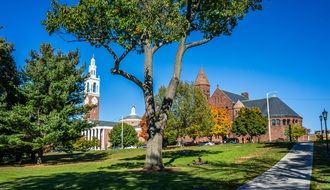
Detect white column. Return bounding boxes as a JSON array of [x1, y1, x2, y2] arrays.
[[87, 129, 90, 140]]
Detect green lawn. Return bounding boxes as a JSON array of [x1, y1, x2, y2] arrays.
[[0, 143, 293, 190], [311, 142, 330, 190]]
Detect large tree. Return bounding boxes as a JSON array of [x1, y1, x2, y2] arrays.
[[44, 0, 262, 170], [232, 107, 267, 142], [8, 44, 92, 163], [0, 37, 22, 162]]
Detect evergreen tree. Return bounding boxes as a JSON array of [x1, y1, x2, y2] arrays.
[[8, 44, 92, 163], [0, 38, 22, 162], [109, 123, 138, 148], [232, 107, 267, 142]]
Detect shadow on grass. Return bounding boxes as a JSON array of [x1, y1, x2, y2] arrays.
[[121, 149, 222, 167], [42, 151, 109, 165], [310, 142, 330, 189], [0, 169, 244, 190], [261, 142, 295, 150]]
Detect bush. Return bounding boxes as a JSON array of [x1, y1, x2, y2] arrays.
[[73, 137, 100, 152]]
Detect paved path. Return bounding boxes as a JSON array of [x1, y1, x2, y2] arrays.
[[237, 142, 314, 190]]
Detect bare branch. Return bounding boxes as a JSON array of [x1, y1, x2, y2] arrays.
[[103, 44, 118, 63], [111, 68, 144, 90], [185, 38, 212, 49]]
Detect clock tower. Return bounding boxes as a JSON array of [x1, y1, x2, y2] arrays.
[[85, 55, 100, 121]]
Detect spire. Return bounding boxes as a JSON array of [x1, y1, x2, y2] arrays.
[[130, 105, 136, 116], [195, 67, 210, 86], [90, 54, 96, 66]]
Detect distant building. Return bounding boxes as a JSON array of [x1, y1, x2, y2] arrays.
[[82, 57, 142, 149], [195, 68, 303, 142], [120, 106, 142, 134]]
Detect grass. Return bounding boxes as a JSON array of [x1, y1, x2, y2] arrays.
[[311, 142, 330, 190], [0, 143, 293, 190]]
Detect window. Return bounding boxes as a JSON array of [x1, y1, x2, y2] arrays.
[[93, 83, 96, 93], [287, 119, 291, 125], [283, 119, 286, 126], [87, 82, 90, 92], [272, 119, 276, 126], [276, 119, 280, 126]]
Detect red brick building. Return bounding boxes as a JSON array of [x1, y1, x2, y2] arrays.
[[195, 68, 303, 142]]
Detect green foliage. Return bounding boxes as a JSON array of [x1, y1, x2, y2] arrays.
[[0, 38, 22, 161], [3, 44, 93, 160], [284, 124, 307, 141], [156, 82, 214, 142], [232, 107, 267, 140], [73, 137, 100, 152], [44, 0, 186, 50], [109, 123, 138, 148]]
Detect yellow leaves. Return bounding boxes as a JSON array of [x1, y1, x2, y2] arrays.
[[210, 105, 232, 137]]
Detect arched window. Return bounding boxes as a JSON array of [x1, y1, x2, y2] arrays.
[[287, 119, 291, 125], [87, 82, 90, 92], [276, 119, 280, 126], [272, 119, 276, 126], [93, 83, 96, 93], [283, 119, 286, 126]]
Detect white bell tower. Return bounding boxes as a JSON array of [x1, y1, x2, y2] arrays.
[[85, 55, 100, 120]]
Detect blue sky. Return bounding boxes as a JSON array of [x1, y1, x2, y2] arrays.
[[1, 0, 330, 133]]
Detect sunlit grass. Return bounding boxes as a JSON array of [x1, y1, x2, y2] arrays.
[[0, 143, 293, 190]]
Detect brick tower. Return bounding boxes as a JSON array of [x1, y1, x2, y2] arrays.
[[84, 55, 100, 121], [195, 67, 210, 99]]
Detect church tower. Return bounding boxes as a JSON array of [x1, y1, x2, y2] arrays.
[[84, 55, 100, 121], [195, 68, 210, 99]]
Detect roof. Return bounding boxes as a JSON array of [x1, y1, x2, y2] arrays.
[[223, 90, 248, 102], [96, 120, 118, 126], [242, 97, 302, 118], [122, 115, 141, 120], [195, 68, 210, 86]]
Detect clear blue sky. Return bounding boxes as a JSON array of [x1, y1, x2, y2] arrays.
[[1, 1, 330, 133]]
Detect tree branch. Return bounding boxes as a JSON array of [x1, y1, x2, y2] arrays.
[[185, 38, 212, 49], [111, 68, 144, 90], [103, 44, 118, 63]]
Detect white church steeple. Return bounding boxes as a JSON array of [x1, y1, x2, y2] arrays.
[[85, 55, 100, 97]]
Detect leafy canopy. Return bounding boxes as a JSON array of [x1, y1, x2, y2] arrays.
[[232, 107, 267, 139], [109, 123, 138, 147]]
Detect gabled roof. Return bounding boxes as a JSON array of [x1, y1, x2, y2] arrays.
[[195, 68, 210, 86], [223, 90, 248, 103], [242, 97, 301, 118]]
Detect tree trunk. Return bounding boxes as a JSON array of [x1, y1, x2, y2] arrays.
[[37, 149, 43, 164], [144, 132, 164, 170]]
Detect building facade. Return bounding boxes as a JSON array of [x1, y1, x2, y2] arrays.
[[195, 68, 303, 142]]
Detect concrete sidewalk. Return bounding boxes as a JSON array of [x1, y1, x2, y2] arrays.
[[237, 142, 314, 190]]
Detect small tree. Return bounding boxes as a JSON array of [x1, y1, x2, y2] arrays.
[[109, 123, 138, 148], [139, 114, 148, 142], [284, 124, 307, 142], [156, 82, 214, 144], [232, 107, 267, 142], [210, 106, 232, 140]]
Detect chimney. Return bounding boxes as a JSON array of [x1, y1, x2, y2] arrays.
[[241, 92, 249, 100]]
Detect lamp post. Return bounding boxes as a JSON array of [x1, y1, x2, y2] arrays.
[[121, 116, 124, 149], [322, 109, 329, 155], [266, 91, 277, 142], [320, 115, 324, 141]]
